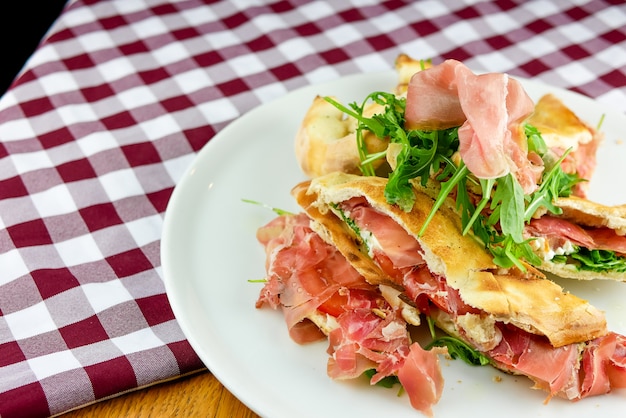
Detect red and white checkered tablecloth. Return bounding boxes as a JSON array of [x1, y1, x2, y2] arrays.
[[0, 0, 624, 416]]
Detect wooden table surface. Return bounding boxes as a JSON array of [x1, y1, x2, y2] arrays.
[[60, 370, 259, 418]]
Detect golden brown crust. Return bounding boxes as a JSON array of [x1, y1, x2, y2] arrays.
[[553, 196, 626, 235], [527, 93, 594, 151], [294, 96, 389, 178], [297, 172, 608, 347], [537, 261, 626, 282], [294, 53, 433, 179], [393, 53, 432, 95]]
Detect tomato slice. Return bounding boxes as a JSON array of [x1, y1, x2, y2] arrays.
[[318, 291, 349, 317]]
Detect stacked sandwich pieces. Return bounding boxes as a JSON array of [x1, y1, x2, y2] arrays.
[[254, 55, 626, 416]]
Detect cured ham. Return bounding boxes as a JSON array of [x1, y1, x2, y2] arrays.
[[397, 343, 446, 416], [255, 212, 445, 416], [526, 216, 626, 256], [347, 197, 425, 269], [404, 59, 541, 193], [256, 213, 374, 341], [488, 326, 626, 401], [579, 332, 626, 397], [404, 59, 465, 130]]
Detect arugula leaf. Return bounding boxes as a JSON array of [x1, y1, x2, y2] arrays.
[[492, 174, 525, 243], [324, 90, 585, 270], [555, 247, 626, 273], [324, 92, 406, 176], [525, 124, 548, 155], [331, 203, 361, 237], [425, 336, 491, 366], [489, 235, 542, 270], [386, 128, 460, 212], [418, 160, 468, 236], [242, 199, 293, 216], [523, 150, 583, 221], [362, 369, 401, 388], [425, 317, 490, 366], [596, 113, 606, 131], [462, 178, 494, 237]]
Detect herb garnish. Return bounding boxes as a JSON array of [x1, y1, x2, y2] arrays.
[[324, 92, 407, 178], [363, 369, 401, 388], [242, 198, 294, 216], [331, 203, 361, 237], [554, 247, 626, 273], [425, 317, 491, 366], [323, 91, 583, 270]]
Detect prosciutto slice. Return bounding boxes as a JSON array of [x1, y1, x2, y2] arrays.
[[526, 216, 626, 256], [404, 59, 465, 130], [256, 213, 445, 416], [405, 59, 541, 193], [256, 213, 371, 342], [348, 197, 425, 268], [398, 343, 446, 416]]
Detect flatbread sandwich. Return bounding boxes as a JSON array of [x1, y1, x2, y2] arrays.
[[526, 196, 626, 281], [255, 172, 626, 415]]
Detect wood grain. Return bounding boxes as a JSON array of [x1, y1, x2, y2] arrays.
[[59, 371, 260, 418]]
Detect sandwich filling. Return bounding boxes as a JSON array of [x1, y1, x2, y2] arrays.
[[526, 215, 626, 276]]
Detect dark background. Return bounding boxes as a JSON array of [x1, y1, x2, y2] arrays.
[[1, 1, 69, 95]]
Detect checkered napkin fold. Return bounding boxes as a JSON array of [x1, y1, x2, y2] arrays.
[[0, 2, 220, 416], [0, 76, 204, 414]]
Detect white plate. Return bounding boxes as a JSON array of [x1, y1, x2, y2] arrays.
[[161, 71, 626, 418]]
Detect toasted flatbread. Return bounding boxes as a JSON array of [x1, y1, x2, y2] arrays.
[[293, 172, 607, 348], [394, 53, 432, 95], [294, 53, 432, 178], [527, 94, 594, 150], [528, 94, 603, 196], [552, 196, 626, 235]]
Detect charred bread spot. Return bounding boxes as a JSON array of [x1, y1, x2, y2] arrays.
[[346, 252, 361, 263]]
